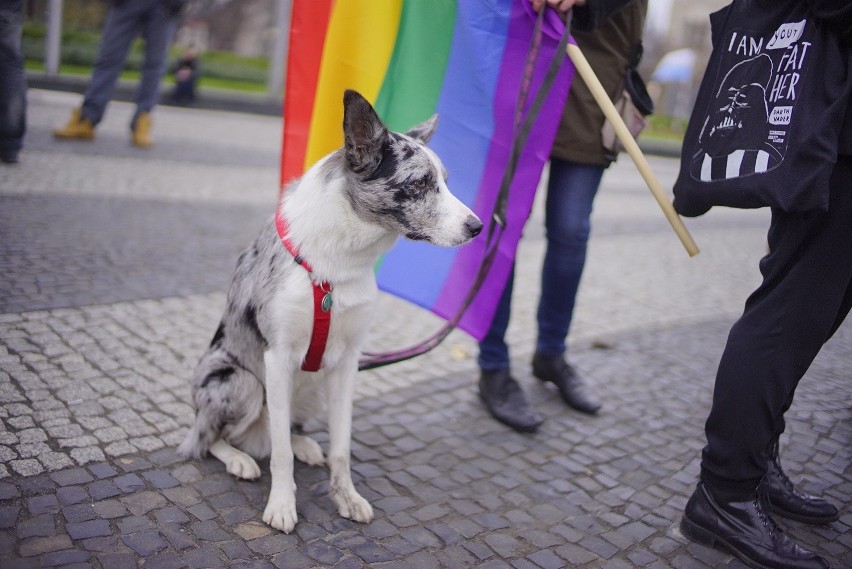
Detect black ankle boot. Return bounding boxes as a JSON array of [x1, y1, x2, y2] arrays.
[[681, 483, 828, 569], [531, 353, 601, 414], [478, 369, 542, 433], [760, 442, 839, 524]]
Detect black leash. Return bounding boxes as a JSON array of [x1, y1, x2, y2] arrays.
[[359, 9, 571, 371]]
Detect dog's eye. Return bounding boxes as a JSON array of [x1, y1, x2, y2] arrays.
[[409, 178, 430, 195]]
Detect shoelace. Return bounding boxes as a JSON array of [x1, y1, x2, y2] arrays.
[[770, 457, 797, 492], [753, 497, 779, 538]]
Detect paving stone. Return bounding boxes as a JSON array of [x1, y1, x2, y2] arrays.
[[117, 515, 155, 534], [66, 520, 112, 540], [40, 549, 90, 567], [185, 546, 224, 568], [0, 529, 14, 556], [56, 486, 89, 506], [0, 505, 19, 530], [19, 534, 73, 557], [121, 530, 167, 557], [87, 479, 120, 501], [234, 521, 272, 541], [113, 473, 145, 493], [79, 535, 126, 553], [27, 494, 59, 516], [49, 468, 94, 487], [140, 551, 187, 569], [162, 486, 202, 507], [191, 520, 232, 542], [17, 513, 55, 539], [138, 468, 180, 491], [62, 503, 96, 523], [220, 539, 255, 561], [302, 540, 344, 565], [186, 502, 218, 521], [121, 490, 167, 516], [96, 551, 137, 569], [161, 525, 197, 551], [87, 463, 118, 479], [245, 532, 297, 555], [231, 560, 277, 569], [0, 482, 18, 500]]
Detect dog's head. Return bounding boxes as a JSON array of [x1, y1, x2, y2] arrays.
[[339, 90, 482, 247]]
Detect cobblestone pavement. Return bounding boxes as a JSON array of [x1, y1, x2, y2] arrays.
[[0, 90, 849, 568]]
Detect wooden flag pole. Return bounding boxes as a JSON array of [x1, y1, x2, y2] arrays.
[[566, 43, 700, 257]]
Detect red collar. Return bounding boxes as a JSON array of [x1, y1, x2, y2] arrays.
[[275, 210, 333, 372]]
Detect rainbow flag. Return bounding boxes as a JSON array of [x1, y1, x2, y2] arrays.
[[281, 0, 574, 340]]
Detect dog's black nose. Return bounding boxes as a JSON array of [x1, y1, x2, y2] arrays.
[[465, 215, 483, 237]]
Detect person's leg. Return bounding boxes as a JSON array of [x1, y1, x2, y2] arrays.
[[682, 157, 852, 569], [477, 266, 514, 372], [477, 266, 543, 432], [535, 157, 604, 357], [80, 2, 148, 125], [0, 0, 25, 162], [531, 157, 604, 414], [701, 158, 852, 493], [133, 1, 178, 125]]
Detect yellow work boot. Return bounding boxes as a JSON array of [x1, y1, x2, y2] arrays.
[[53, 108, 95, 140], [131, 112, 153, 148]]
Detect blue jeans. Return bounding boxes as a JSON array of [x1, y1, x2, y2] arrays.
[[0, 0, 25, 157], [478, 157, 605, 371], [81, 0, 178, 127]]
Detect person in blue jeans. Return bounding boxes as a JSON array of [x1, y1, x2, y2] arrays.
[[0, 0, 26, 164], [478, 0, 647, 432], [53, 0, 186, 148]]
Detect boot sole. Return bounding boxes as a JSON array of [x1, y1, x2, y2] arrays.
[[680, 515, 774, 569]]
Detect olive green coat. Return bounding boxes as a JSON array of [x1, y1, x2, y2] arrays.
[[550, 0, 648, 166]]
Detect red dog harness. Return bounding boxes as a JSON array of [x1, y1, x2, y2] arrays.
[[274, 211, 333, 372]]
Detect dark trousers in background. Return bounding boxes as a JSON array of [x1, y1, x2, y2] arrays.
[[0, 0, 25, 159], [700, 156, 852, 494]]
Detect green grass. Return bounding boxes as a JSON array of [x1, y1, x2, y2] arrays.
[[641, 114, 688, 143], [25, 60, 269, 93], [23, 22, 271, 93]]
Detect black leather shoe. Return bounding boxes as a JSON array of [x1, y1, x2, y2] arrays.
[[680, 482, 829, 569], [478, 369, 543, 433], [531, 354, 601, 414], [761, 450, 839, 524]]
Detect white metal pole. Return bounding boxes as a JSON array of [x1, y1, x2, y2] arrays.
[[45, 0, 63, 76], [267, 0, 291, 94]]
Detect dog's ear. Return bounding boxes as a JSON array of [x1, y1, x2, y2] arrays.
[[405, 114, 438, 144], [343, 90, 388, 174]]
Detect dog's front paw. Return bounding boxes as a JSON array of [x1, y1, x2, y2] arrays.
[[334, 490, 374, 524], [225, 453, 262, 480], [263, 496, 298, 533]]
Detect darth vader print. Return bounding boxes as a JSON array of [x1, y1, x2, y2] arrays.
[[689, 19, 811, 183]]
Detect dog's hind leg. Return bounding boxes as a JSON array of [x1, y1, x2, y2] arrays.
[[209, 439, 262, 479], [325, 354, 374, 524], [292, 434, 324, 466]]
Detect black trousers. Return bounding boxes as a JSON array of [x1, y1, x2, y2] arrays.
[[700, 156, 852, 494]]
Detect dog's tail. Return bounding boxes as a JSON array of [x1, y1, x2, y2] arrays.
[[177, 409, 221, 459]]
